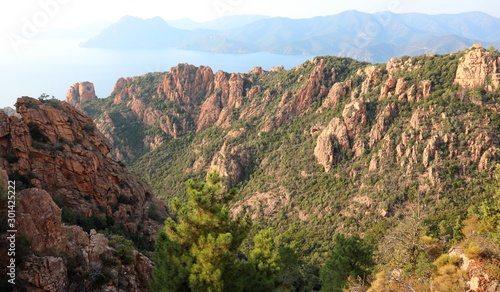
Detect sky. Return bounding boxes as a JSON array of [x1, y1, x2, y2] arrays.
[[1, 0, 499, 35], [1, 0, 498, 50]]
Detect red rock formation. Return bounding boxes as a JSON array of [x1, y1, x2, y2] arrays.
[[209, 142, 251, 188], [0, 97, 166, 239], [0, 97, 167, 291], [342, 99, 367, 141], [322, 82, 348, 108], [65, 81, 97, 110], [290, 58, 330, 115], [314, 117, 350, 173], [454, 44, 500, 91], [369, 103, 398, 147], [379, 75, 397, 99]]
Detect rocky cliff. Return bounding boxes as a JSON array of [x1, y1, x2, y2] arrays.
[[77, 45, 500, 265], [454, 44, 500, 91], [65, 82, 98, 111], [0, 97, 167, 291], [3, 44, 498, 290]]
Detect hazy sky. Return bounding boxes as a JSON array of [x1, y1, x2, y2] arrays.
[[1, 0, 498, 49], [1, 0, 499, 32]]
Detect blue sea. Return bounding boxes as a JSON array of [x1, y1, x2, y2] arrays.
[[0, 39, 315, 108]]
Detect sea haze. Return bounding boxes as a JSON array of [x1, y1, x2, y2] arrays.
[[0, 39, 314, 108]]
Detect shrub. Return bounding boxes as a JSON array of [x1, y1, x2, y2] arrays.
[[2, 152, 18, 163], [89, 263, 114, 288], [109, 235, 135, 265], [117, 195, 135, 205], [83, 123, 96, 135], [27, 122, 49, 143]]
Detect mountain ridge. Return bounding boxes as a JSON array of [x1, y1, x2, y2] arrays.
[[81, 11, 500, 62], [1, 45, 499, 290], [75, 44, 500, 223]]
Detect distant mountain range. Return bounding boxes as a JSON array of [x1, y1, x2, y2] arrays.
[[81, 11, 500, 62]]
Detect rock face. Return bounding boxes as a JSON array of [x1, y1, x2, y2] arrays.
[[369, 103, 397, 147], [0, 97, 167, 291], [65, 81, 98, 108], [321, 82, 349, 108], [18, 188, 65, 253], [454, 44, 500, 91], [14, 187, 154, 291], [101, 65, 252, 157], [19, 256, 69, 292], [1, 97, 166, 234], [290, 58, 330, 114], [314, 117, 350, 172], [342, 99, 367, 141], [209, 142, 251, 189], [72, 49, 500, 225]]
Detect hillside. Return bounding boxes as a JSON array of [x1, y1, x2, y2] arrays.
[[1, 44, 499, 290], [0, 97, 168, 290], [81, 11, 500, 62], [72, 43, 500, 267]]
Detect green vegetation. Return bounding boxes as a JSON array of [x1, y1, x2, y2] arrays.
[[320, 234, 374, 292], [27, 121, 49, 143], [8, 170, 36, 190], [76, 48, 500, 290], [151, 172, 252, 291], [108, 234, 135, 265]]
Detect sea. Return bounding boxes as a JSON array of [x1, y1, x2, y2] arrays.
[[0, 39, 315, 108]]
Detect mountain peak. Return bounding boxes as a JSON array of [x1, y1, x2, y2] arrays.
[[82, 11, 500, 61]]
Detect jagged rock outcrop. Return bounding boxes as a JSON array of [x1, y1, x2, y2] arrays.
[[342, 99, 367, 141], [104, 65, 251, 140], [314, 117, 350, 172], [160, 64, 215, 105], [0, 97, 167, 291], [19, 256, 69, 291], [454, 44, 500, 91], [0, 97, 167, 240], [65, 81, 97, 109], [369, 103, 397, 147], [209, 142, 251, 189], [419, 80, 432, 99], [422, 135, 442, 167], [360, 65, 382, 94], [197, 93, 223, 132], [379, 75, 397, 99], [290, 58, 331, 115], [14, 187, 154, 291], [386, 57, 421, 75], [321, 82, 349, 108], [196, 71, 246, 131]]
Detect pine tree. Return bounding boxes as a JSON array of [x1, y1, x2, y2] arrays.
[[320, 233, 374, 292], [245, 228, 281, 292], [151, 172, 251, 292]]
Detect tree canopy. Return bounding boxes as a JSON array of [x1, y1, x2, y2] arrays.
[[151, 172, 251, 292], [320, 233, 374, 292]]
